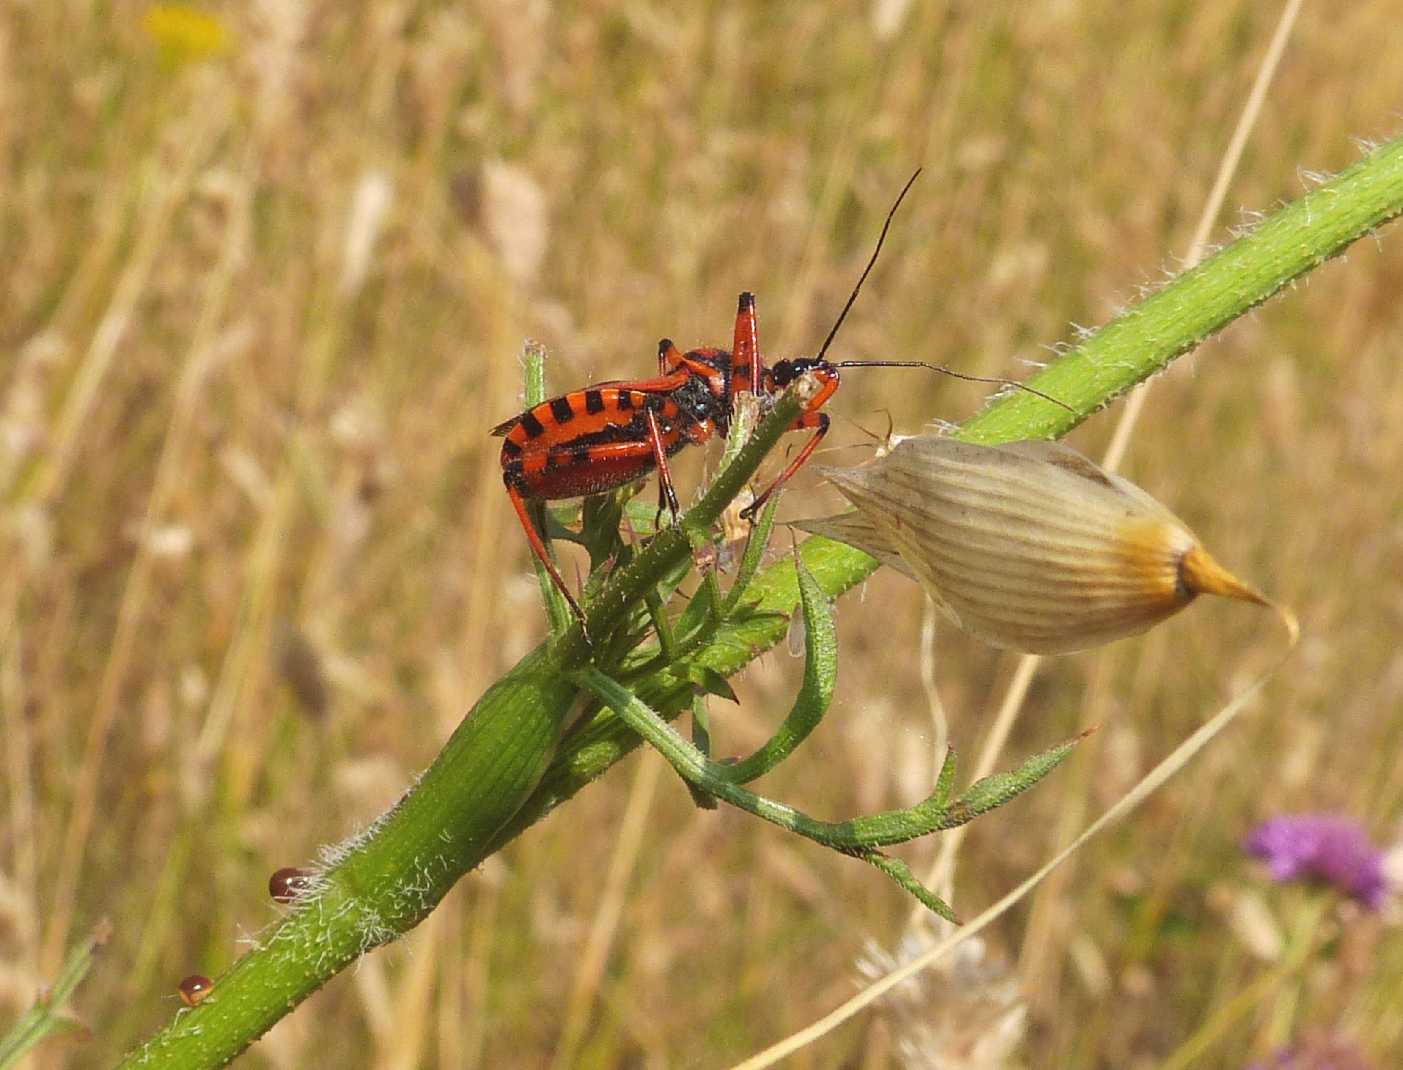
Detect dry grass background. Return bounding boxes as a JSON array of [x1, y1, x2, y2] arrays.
[[3, 2, 1403, 1067]]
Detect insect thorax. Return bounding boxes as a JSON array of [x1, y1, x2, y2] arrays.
[[667, 373, 727, 435]]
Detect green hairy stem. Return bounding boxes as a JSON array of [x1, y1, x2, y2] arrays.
[[120, 133, 1403, 1068]]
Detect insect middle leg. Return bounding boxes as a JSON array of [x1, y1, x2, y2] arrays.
[[646, 408, 682, 532]]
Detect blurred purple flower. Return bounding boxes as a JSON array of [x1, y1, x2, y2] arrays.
[[1244, 814, 1388, 909], [1247, 1031, 1376, 1070]]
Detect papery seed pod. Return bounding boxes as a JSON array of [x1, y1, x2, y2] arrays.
[[178, 974, 213, 1006], [268, 866, 316, 904], [799, 436, 1284, 654]]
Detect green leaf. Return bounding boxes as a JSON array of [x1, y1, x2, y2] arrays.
[[620, 497, 665, 535], [861, 853, 958, 923], [686, 694, 719, 810], [932, 747, 958, 809], [642, 588, 678, 663], [690, 692, 713, 756], [572, 667, 956, 916], [523, 341, 548, 408], [653, 544, 697, 603], [722, 494, 779, 615], [581, 489, 635, 573], [517, 344, 573, 637], [688, 665, 739, 704], [718, 551, 837, 783], [945, 732, 1088, 825], [675, 571, 721, 643], [541, 506, 586, 544]]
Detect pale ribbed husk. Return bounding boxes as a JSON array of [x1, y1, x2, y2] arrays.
[[800, 437, 1270, 655]]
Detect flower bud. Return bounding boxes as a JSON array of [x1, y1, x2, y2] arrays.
[[799, 437, 1288, 654]]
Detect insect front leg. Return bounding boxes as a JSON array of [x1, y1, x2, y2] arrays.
[[741, 412, 830, 520], [741, 371, 839, 519]]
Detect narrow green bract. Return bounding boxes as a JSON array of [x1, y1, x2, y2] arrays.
[[718, 551, 837, 784]]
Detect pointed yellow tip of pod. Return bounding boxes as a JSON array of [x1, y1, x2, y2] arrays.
[[1178, 545, 1267, 605], [1179, 545, 1300, 645]]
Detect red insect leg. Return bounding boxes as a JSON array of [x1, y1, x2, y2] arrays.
[[660, 339, 727, 399], [507, 431, 686, 623], [585, 369, 692, 395], [741, 371, 839, 519], [731, 292, 761, 397], [645, 407, 681, 528], [507, 482, 585, 623], [658, 340, 696, 380]]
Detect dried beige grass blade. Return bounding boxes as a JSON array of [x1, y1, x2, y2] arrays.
[[806, 437, 1293, 653]]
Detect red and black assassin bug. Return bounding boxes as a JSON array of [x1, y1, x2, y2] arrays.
[[493, 172, 1068, 624]]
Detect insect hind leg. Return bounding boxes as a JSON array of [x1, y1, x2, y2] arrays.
[[645, 408, 682, 532], [505, 478, 586, 625]]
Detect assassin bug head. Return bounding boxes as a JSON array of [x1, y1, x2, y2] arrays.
[[767, 355, 829, 389], [734, 173, 926, 414]]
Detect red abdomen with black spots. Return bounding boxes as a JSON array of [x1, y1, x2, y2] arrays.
[[496, 385, 694, 500]]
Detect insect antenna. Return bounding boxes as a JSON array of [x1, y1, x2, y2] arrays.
[[831, 359, 1075, 414], [814, 168, 1075, 415], [814, 168, 922, 364]]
